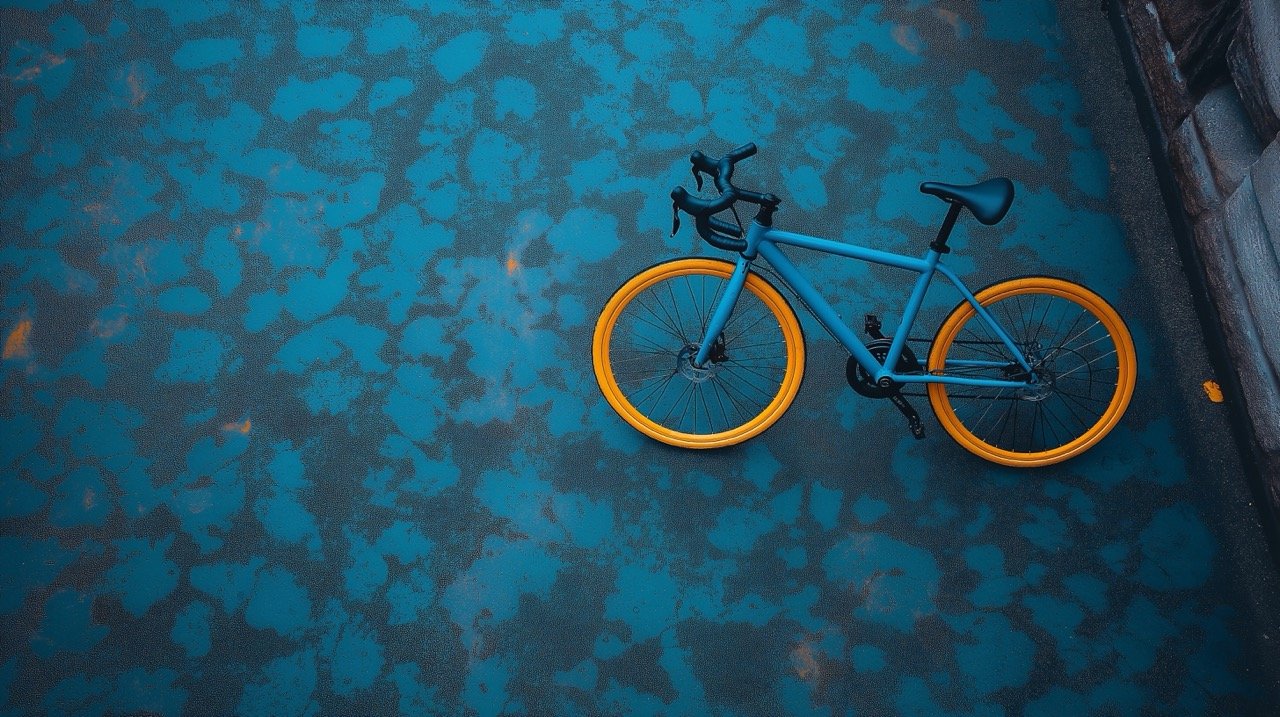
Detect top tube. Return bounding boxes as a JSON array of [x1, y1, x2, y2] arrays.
[[755, 226, 933, 274]]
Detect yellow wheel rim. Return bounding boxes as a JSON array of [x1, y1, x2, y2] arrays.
[[592, 258, 805, 449], [927, 277, 1137, 467]]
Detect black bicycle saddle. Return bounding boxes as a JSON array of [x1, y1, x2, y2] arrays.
[[919, 178, 1014, 225]]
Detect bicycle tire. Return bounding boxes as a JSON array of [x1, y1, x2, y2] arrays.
[[927, 276, 1137, 467], [593, 258, 805, 449]]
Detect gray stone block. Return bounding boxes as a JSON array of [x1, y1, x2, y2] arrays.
[[1170, 0, 1242, 96], [1223, 177, 1280, 424], [1125, 0, 1194, 131], [1167, 115, 1221, 217], [1228, 0, 1280, 142], [1151, 0, 1221, 50], [1192, 84, 1264, 196], [1193, 213, 1244, 339], [1250, 137, 1280, 249], [1195, 212, 1241, 320], [1194, 209, 1280, 457]]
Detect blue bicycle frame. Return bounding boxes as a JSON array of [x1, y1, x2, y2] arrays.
[[693, 219, 1037, 390]]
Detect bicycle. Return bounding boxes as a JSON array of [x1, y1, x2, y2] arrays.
[[591, 144, 1136, 467]]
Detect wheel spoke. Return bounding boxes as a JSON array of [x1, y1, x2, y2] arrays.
[[637, 290, 688, 343], [1051, 348, 1118, 381], [630, 370, 679, 411], [629, 304, 688, 345]]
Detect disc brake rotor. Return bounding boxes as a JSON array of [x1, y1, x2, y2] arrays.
[[677, 344, 719, 382]]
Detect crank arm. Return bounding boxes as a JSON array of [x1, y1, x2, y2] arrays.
[[889, 392, 925, 440]]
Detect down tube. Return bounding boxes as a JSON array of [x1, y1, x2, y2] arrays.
[[754, 242, 882, 370]]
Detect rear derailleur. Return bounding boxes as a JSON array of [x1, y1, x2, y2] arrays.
[[846, 314, 925, 439]]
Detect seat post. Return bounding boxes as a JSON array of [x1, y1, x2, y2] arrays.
[[930, 202, 964, 254]]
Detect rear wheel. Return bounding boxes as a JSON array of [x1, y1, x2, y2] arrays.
[[927, 276, 1136, 467], [592, 258, 805, 448]]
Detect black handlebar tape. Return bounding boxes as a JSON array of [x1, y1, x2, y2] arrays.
[[690, 150, 717, 174], [671, 186, 736, 215], [736, 189, 780, 207], [726, 143, 757, 161], [698, 154, 734, 194], [691, 143, 756, 174], [716, 144, 755, 190], [690, 144, 757, 192], [695, 215, 748, 252], [708, 216, 743, 237]]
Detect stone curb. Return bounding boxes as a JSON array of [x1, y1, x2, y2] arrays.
[[1109, 0, 1280, 565]]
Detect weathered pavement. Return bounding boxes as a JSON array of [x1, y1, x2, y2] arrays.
[[2, 1, 1278, 714]]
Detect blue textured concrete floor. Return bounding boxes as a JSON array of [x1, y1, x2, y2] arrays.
[[2, 1, 1279, 715]]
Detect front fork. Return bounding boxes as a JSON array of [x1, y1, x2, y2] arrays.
[[692, 256, 752, 368]]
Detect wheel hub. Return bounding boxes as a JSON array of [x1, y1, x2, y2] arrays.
[[677, 344, 720, 382], [1017, 342, 1057, 401]]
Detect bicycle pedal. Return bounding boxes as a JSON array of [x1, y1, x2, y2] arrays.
[[864, 314, 885, 340]]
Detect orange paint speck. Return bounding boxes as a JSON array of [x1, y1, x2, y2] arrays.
[[936, 8, 963, 29], [127, 64, 147, 106], [83, 202, 121, 227], [506, 252, 520, 276], [1202, 380, 1224, 403], [892, 25, 922, 54], [222, 419, 252, 434], [14, 53, 65, 82], [91, 312, 129, 339], [3, 319, 32, 360], [790, 644, 820, 681]]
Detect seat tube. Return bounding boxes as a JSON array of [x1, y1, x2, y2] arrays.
[[883, 251, 939, 375], [694, 256, 751, 367]]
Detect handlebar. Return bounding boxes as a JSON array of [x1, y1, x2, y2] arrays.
[[671, 143, 780, 252]]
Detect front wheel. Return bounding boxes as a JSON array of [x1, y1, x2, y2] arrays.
[[927, 276, 1137, 467], [592, 258, 805, 449]]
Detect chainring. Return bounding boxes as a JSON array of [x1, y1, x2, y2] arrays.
[[847, 338, 921, 398]]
